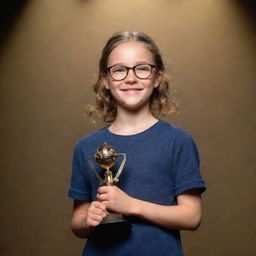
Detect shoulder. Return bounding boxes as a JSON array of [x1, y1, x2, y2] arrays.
[[158, 120, 193, 142], [157, 121, 199, 154]]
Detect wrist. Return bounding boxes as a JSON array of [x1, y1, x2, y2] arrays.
[[127, 197, 142, 217]]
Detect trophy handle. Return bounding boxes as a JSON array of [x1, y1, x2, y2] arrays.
[[113, 153, 126, 183], [88, 157, 104, 185]]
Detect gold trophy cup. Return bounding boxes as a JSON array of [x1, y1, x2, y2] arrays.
[[88, 143, 127, 224]]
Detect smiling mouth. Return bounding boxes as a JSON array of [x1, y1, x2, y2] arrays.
[[120, 88, 143, 91], [120, 88, 143, 95]]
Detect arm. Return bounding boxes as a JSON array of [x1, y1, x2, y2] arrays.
[[97, 186, 202, 230], [71, 200, 107, 238]]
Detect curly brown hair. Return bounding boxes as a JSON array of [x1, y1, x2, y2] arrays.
[[88, 31, 178, 123]]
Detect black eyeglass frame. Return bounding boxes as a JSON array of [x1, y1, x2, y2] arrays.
[[106, 64, 156, 81]]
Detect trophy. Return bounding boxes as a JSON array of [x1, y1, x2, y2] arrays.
[[88, 143, 127, 224]]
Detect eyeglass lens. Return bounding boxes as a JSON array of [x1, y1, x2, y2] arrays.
[[109, 64, 153, 80]]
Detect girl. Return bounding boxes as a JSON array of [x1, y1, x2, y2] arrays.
[[68, 31, 206, 255]]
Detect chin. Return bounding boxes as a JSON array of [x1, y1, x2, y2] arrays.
[[119, 100, 149, 111]]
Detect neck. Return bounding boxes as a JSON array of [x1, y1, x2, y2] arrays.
[[109, 105, 158, 135]]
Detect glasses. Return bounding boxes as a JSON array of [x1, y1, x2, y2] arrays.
[[106, 64, 156, 81]]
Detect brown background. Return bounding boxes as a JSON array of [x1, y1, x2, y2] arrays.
[[0, 0, 255, 255]]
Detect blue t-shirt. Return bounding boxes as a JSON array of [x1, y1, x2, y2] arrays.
[[68, 120, 206, 256]]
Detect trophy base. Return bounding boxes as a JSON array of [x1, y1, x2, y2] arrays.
[[101, 213, 126, 224], [91, 214, 131, 246]]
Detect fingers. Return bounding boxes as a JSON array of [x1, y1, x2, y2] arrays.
[[97, 186, 110, 201], [91, 201, 106, 210], [98, 186, 109, 194], [96, 192, 108, 201], [97, 186, 115, 203], [96, 186, 130, 215], [85, 201, 107, 228], [98, 185, 119, 195]]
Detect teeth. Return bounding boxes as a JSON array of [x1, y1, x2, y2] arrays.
[[122, 89, 141, 91]]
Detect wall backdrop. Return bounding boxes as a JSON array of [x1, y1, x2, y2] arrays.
[[0, 0, 255, 255]]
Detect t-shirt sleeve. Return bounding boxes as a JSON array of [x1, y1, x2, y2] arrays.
[[172, 132, 206, 196], [68, 142, 92, 201]]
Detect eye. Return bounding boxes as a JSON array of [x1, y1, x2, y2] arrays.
[[136, 65, 151, 71], [111, 66, 126, 73]]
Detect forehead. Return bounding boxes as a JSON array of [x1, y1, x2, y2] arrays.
[[107, 41, 154, 66]]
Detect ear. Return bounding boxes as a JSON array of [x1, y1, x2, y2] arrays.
[[153, 71, 163, 88], [102, 75, 110, 89]]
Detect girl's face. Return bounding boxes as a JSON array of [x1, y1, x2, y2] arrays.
[[103, 41, 162, 112]]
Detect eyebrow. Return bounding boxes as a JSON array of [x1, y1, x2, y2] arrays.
[[108, 61, 153, 67]]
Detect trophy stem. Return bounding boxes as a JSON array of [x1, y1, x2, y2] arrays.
[[104, 168, 114, 186]]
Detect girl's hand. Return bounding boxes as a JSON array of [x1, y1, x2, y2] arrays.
[[97, 186, 134, 215], [85, 201, 107, 228]]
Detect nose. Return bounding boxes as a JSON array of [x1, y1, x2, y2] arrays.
[[125, 68, 137, 83]]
